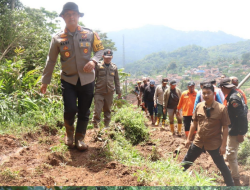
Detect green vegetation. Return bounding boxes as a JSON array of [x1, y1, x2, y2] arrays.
[[238, 125, 250, 166], [103, 104, 215, 186], [124, 41, 250, 77], [113, 106, 149, 145], [0, 168, 20, 182]]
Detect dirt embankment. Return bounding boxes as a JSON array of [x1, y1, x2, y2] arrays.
[[0, 94, 249, 186], [0, 128, 138, 186]]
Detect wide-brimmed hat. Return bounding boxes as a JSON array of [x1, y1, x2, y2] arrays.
[[59, 2, 84, 17], [219, 78, 235, 88]]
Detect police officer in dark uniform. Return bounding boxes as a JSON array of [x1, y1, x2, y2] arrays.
[[219, 78, 248, 186], [40, 2, 104, 151]]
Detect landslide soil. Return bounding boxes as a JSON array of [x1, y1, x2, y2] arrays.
[[0, 94, 249, 186]]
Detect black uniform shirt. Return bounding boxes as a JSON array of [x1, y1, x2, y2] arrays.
[[144, 86, 156, 103], [226, 89, 248, 136], [140, 83, 148, 102]]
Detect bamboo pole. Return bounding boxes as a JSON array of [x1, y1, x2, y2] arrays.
[[237, 72, 250, 88]]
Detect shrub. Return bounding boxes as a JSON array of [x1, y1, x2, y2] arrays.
[[113, 106, 149, 145]]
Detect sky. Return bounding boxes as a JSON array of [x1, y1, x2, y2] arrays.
[[20, 0, 250, 39]]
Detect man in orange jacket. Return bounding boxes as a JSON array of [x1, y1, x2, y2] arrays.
[[177, 81, 197, 138]]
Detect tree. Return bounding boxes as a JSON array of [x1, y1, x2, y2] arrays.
[[168, 61, 177, 70], [0, 1, 60, 70], [95, 30, 117, 51]]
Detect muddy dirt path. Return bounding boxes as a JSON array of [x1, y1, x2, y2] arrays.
[[0, 93, 249, 186], [0, 129, 138, 186]]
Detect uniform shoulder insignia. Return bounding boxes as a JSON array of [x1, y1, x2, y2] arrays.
[[231, 100, 239, 108], [54, 30, 64, 37], [82, 27, 93, 32], [97, 62, 104, 69], [237, 93, 242, 98], [111, 62, 117, 69], [231, 93, 241, 102]]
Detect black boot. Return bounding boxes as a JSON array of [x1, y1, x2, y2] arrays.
[[75, 120, 89, 151]]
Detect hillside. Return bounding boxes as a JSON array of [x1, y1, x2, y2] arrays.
[[107, 25, 246, 67], [124, 40, 250, 76]]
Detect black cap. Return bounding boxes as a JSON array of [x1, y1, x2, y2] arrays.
[[209, 79, 216, 84], [103, 49, 113, 58], [170, 79, 177, 85], [188, 81, 195, 86], [219, 78, 235, 88], [59, 2, 84, 17], [162, 78, 168, 83], [150, 80, 155, 85], [200, 81, 205, 85]]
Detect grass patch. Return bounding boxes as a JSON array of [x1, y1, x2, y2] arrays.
[[0, 168, 20, 182], [50, 143, 68, 154], [238, 125, 250, 166], [107, 131, 215, 186], [113, 105, 149, 145], [38, 136, 53, 145]]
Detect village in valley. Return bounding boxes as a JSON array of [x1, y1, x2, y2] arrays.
[[127, 62, 250, 101]]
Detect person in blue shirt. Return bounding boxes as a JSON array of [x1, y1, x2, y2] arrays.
[[193, 80, 222, 113]]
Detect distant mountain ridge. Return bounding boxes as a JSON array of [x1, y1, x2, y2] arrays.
[[107, 25, 246, 67]]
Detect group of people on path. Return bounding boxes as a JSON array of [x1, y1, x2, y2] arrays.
[[40, 2, 121, 151], [39, 2, 248, 186], [135, 75, 248, 186]]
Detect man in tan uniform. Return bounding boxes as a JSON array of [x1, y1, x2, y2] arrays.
[[40, 2, 104, 151], [92, 49, 121, 128], [154, 78, 168, 126], [182, 83, 234, 186]]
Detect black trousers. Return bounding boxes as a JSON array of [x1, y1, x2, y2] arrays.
[[61, 79, 94, 122], [182, 143, 234, 186], [183, 116, 192, 132]]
